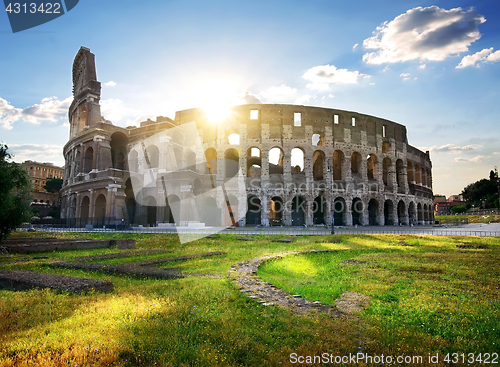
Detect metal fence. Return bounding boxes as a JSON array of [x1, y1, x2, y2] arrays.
[[19, 222, 500, 237]]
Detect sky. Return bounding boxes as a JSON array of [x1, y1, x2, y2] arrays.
[[1, 0, 499, 197]]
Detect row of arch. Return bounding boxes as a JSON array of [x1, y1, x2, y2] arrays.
[[125, 143, 431, 188], [246, 195, 433, 226]]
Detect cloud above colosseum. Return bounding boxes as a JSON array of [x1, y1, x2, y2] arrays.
[[362, 6, 485, 64], [0, 96, 71, 130], [456, 47, 500, 68], [302, 65, 370, 90], [260, 84, 297, 103], [430, 144, 483, 153], [238, 91, 262, 104]]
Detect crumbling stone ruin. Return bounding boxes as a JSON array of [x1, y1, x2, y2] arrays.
[[61, 47, 434, 229]]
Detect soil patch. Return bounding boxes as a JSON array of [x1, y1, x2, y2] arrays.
[[335, 291, 370, 314], [0, 270, 113, 292], [456, 243, 489, 249]]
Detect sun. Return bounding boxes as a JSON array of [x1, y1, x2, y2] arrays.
[[204, 103, 233, 124]]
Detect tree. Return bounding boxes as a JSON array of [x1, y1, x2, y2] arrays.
[[0, 145, 33, 241], [461, 169, 500, 209], [44, 178, 63, 193]]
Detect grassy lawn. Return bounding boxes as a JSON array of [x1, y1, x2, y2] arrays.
[[0, 232, 499, 366]]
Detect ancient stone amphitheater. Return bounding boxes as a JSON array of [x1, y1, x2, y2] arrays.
[[61, 47, 434, 228]]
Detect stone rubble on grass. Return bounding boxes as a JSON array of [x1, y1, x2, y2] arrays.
[[228, 249, 370, 317]]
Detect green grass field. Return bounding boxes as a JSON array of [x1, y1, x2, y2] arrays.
[[0, 232, 499, 366]]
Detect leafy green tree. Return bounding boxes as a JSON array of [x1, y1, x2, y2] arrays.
[[0, 145, 33, 241], [44, 178, 63, 193], [461, 170, 499, 209]]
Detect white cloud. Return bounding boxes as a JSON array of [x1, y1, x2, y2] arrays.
[[400, 73, 411, 80], [0, 96, 71, 130], [353, 43, 359, 50], [419, 64, 426, 69], [104, 81, 117, 87], [430, 144, 483, 153], [456, 47, 500, 68], [238, 91, 262, 104], [100, 98, 143, 126], [363, 6, 485, 64], [454, 155, 488, 163], [295, 94, 314, 105], [7, 143, 65, 166], [260, 84, 297, 103], [303, 64, 370, 90]]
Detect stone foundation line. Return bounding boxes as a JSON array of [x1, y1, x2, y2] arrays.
[[228, 249, 370, 316]]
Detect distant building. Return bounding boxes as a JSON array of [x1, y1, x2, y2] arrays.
[[20, 160, 65, 206], [433, 194, 466, 216]]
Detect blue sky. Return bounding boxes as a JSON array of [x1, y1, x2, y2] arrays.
[[1, 0, 499, 196]]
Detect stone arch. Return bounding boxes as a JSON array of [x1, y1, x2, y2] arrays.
[[83, 147, 93, 173], [205, 148, 217, 175], [398, 200, 406, 225], [125, 178, 136, 224], [333, 150, 344, 181], [224, 148, 239, 178], [269, 147, 284, 174], [270, 196, 283, 226], [247, 147, 261, 177], [351, 152, 362, 177], [396, 159, 405, 188], [291, 196, 305, 226], [246, 195, 261, 226], [95, 194, 106, 222], [415, 164, 421, 185], [421, 167, 426, 187], [313, 150, 325, 181], [333, 197, 346, 226], [423, 204, 428, 222], [81, 196, 90, 224], [383, 157, 391, 186], [407, 162, 414, 183], [313, 195, 326, 224], [352, 198, 363, 225], [145, 145, 159, 169], [110, 132, 128, 170], [384, 199, 394, 225], [367, 154, 378, 180], [129, 150, 138, 172], [145, 196, 157, 227], [291, 147, 304, 173], [368, 198, 379, 225], [417, 202, 423, 224], [165, 195, 180, 224]]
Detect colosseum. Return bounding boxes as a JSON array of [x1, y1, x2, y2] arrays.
[[60, 47, 434, 228]]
